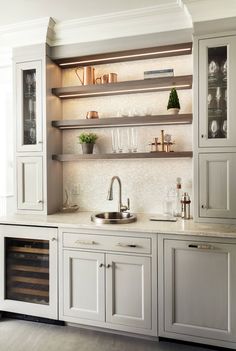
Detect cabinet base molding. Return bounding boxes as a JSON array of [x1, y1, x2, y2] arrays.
[[66, 322, 158, 341], [60, 314, 157, 337], [159, 333, 236, 350]]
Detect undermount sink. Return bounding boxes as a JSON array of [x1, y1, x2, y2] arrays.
[[91, 212, 137, 224]]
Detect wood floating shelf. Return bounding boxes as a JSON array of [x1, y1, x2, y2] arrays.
[[54, 42, 192, 68], [52, 75, 192, 99], [52, 152, 193, 162], [52, 114, 193, 130]]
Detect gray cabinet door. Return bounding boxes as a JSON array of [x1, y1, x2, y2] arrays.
[[163, 238, 236, 342], [17, 156, 43, 211], [199, 153, 236, 219], [106, 254, 151, 329], [63, 250, 105, 322]]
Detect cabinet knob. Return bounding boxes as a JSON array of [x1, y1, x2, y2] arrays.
[[38, 141, 43, 144], [106, 264, 111, 269], [201, 204, 206, 209], [99, 263, 104, 268], [51, 237, 57, 242], [37, 200, 43, 204], [201, 134, 205, 139]]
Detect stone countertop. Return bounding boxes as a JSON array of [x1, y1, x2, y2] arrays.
[[0, 212, 236, 238]]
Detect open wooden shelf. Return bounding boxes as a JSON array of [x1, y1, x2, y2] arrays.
[[53, 42, 192, 68], [52, 114, 192, 130], [52, 151, 193, 162], [52, 75, 192, 99]]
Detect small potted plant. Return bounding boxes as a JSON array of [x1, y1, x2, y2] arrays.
[[167, 88, 180, 114], [78, 132, 98, 154]]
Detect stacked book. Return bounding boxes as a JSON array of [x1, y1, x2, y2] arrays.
[[144, 68, 174, 79]]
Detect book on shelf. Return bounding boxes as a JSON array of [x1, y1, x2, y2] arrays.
[[144, 69, 174, 79]]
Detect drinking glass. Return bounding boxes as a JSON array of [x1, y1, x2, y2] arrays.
[[209, 120, 219, 138], [127, 128, 138, 153], [222, 120, 227, 138], [117, 128, 124, 153], [111, 129, 117, 153], [131, 127, 138, 152], [25, 73, 33, 95]]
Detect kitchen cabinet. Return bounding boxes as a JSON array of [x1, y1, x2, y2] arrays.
[[60, 229, 157, 336], [199, 35, 236, 148], [16, 60, 43, 153], [199, 153, 236, 219], [159, 236, 236, 344], [0, 224, 58, 320], [194, 32, 236, 223], [17, 156, 43, 211], [13, 44, 62, 214]]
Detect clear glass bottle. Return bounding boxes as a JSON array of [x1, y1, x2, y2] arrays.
[[174, 177, 182, 217]]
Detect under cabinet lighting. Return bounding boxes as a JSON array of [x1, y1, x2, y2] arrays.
[[58, 84, 191, 98], [59, 48, 192, 67]]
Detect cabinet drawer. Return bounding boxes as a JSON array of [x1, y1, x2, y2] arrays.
[[63, 232, 151, 254]]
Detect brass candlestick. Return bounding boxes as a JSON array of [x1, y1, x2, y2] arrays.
[[149, 130, 174, 153]]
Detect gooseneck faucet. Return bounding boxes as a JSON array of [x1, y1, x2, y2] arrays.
[[107, 176, 130, 213]]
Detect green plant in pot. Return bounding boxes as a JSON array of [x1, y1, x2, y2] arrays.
[[167, 88, 180, 114], [78, 132, 98, 154]]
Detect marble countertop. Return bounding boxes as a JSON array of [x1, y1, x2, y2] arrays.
[[0, 212, 236, 238]]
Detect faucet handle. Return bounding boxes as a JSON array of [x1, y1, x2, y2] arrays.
[[121, 198, 130, 212]]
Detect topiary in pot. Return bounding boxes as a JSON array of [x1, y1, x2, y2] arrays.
[[167, 88, 180, 114], [78, 132, 98, 154]]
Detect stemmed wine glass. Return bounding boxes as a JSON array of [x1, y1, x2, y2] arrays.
[[25, 73, 33, 96], [221, 120, 227, 138], [209, 120, 219, 138]]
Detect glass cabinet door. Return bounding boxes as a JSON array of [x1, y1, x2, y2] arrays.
[[199, 36, 236, 147], [16, 61, 42, 152]]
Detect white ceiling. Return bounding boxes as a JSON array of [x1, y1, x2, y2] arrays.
[[0, 0, 173, 26]]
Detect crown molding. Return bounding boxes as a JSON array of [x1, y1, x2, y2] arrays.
[[0, 17, 55, 48], [52, 3, 192, 46], [0, 47, 12, 66], [182, 0, 236, 22]]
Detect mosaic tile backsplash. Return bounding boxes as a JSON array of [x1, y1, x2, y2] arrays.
[[62, 54, 193, 214]]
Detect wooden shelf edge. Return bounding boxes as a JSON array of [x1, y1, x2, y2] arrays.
[[52, 151, 193, 162], [52, 114, 193, 130], [52, 75, 192, 99], [53, 42, 192, 68]]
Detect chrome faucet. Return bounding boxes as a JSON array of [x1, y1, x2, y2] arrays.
[[107, 176, 130, 213]]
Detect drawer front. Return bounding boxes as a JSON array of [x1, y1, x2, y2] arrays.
[[63, 232, 151, 254]]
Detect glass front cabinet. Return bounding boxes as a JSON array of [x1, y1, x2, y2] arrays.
[[0, 225, 58, 319], [199, 35, 236, 147], [16, 60, 43, 152]]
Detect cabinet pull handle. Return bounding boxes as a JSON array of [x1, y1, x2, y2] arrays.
[[75, 240, 95, 245], [38, 141, 43, 144], [99, 263, 104, 268], [188, 244, 213, 250], [117, 243, 137, 248]]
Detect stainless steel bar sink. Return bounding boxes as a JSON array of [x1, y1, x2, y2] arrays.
[[91, 212, 137, 224]]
